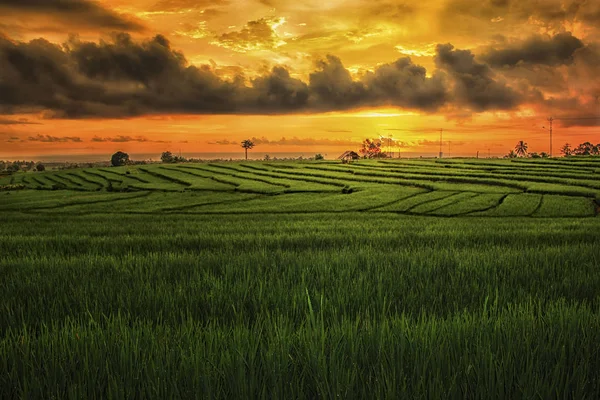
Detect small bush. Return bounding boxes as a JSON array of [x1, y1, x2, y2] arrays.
[[0, 184, 25, 191]]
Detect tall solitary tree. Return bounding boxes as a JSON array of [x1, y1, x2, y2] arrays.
[[514, 141, 528, 157], [241, 139, 255, 160]]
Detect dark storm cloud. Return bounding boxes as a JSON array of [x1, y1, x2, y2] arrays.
[[0, 0, 145, 31], [361, 58, 448, 111], [0, 33, 459, 117], [27, 134, 82, 142], [0, 33, 245, 118], [308, 55, 368, 109], [435, 43, 522, 111], [250, 66, 310, 111], [307, 55, 448, 111], [0, 32, 552, 119], [482, 33, 584, 67]]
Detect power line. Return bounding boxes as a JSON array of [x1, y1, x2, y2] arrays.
[[553, 116, 600, 121]]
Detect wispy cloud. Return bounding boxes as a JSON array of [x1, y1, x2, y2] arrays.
[[27, 134, 82, 143], [0, 118, 40, 125], [209, 137, 360, 146], [91, 135, 170, 143]]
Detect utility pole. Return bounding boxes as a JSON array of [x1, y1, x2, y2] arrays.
[[547, 117, 553, 157], [543, 117, 554, 157], [439, 128, 443, 158]]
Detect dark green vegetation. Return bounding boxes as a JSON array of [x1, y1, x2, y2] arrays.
[[1, 157, 600, 398]]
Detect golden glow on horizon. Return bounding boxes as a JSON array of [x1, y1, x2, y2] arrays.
[[0, 0, 598, 158]]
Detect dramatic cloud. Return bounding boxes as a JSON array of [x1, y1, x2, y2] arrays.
[[361, 58, 447, 111], [0, 33, 244, 118], [2, 31, 596, 120], [307, 55, 448, 111], [435, 43, 522, 111], [0, 33, 457, 118], [482, 33, 584, 67], [250, 66, 310, 111], [27, 134, 82, 142], [308, 55, 368, 109], [0, 0, 144, 31]]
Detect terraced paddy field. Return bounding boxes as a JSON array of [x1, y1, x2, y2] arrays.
[[1, 157, 600, 398]]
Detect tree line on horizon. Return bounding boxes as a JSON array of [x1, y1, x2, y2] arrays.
[[3, 137, 599, 172], [505, 141, 600, 159]]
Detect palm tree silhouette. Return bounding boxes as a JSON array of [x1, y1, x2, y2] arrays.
[[515, 141, 528, 157], [241, 139, 255, 160]]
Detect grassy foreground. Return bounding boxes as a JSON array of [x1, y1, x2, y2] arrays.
[[1, 212, 600, 398]]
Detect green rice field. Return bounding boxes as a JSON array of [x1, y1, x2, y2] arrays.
[[1, 157, 600, 398]]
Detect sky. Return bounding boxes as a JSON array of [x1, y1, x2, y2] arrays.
[[0, 0, 599, 159]]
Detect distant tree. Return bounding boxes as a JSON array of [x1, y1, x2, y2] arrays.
[[540, 152, 549, 158], [561, 143, 573, 156], [359, 138, 383, 158], [264, 154, 271, 161], [111, 151, 130, 167], [6, 163, 20, 173], [35, 163, 45, 172], [161, 151, 175, 163], [504, 150, 517, 159], [529, 152, 540, 158], [315, 153, 324, 160], [241, 139, 255, 160], [514, 141, 528, 157], [574, 142, 595, 156]]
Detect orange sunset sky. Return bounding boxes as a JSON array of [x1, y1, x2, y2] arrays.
[[0, 0, 599, 159]]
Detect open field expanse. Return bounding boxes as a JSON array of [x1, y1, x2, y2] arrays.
[[1, 157, 600, 398], [2, 157, 600, 217]]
